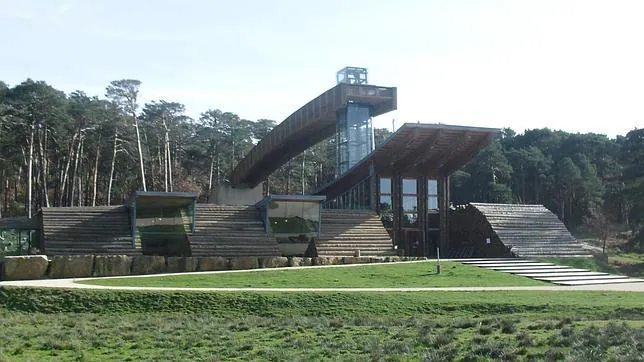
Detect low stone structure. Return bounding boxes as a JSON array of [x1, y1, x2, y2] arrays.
[[167, 257, 199, 273], [48, 255, 94, 279], [131, 255, 166, 275], [198, 256, 229, 271], [229, 256, 259, 270], [259, 257, 289, 268], [93, 255, 133, 277], [0, 254, 430, 281], [1, 255, 49, 280]]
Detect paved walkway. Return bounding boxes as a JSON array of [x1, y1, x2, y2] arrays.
[[1, 259, 644, 292]]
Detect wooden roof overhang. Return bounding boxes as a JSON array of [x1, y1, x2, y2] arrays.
[[315, 123, 500, 199], [230, 83, 397, 188]]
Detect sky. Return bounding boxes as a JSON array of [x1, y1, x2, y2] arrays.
[[1, 0, 643, 137]]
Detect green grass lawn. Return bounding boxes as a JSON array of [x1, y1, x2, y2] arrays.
[[79, 261, 549, 288], [1, 287, 643, 361]]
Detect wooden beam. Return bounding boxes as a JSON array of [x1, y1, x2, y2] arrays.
[[392, 129, 444, 173], [387, 127, 423, 168], [432, 131, 473, 170], [439, 133, 495, 175]]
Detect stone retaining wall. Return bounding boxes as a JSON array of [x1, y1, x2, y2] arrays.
[[0, 255, 428, 281]]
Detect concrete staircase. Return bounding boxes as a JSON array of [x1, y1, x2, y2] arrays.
[[314, 209, 395, 257], [188, 205, 281, 257], [461, 258, 644, 286]]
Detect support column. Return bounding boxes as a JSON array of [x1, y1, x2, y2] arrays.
[[439, 174, 450, 252], [418, 176, 428, 257], [369, 163, 377, 211], [392, 175, 401, 253]]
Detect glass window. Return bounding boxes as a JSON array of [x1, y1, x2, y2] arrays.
[[402, 213, 418, 228], [379, 177, 391, 194], [379, 195, 392, 210], [427, 180, 438, 196], [267, 201, 321, 236], [428, 196, 439, 210], [402, 196, 417, 213], [402, 179, 417, 195]]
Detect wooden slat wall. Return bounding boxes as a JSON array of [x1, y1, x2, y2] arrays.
[[41, 206, 140, 256], [467, 203, 590, 258]]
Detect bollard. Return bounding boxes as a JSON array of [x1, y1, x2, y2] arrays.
[[436, 247, 441, 274]]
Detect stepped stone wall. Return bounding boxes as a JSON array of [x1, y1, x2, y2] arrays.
[[0, 254, 427, 281]]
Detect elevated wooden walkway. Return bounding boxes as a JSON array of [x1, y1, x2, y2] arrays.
[[468, 203, 590, 258], [230, 83, 396, 188], [314, 209, 395, 257], [188, 205, 281, 257], [41, 206, 140, 256]]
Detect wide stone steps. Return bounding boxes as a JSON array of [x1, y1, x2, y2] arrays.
[[461, 258, 644, 286], [189, 204, 280, 257], [315, 209, 395, 257]]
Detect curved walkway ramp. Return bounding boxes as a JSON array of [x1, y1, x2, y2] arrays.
[[230, 83, 397, 188], [469, 203, 590, 258]]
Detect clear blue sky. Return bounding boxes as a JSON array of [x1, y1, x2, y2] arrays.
[[2, 0, 643, 137]]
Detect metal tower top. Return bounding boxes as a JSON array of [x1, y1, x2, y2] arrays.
[[336, 67, 368, 85]]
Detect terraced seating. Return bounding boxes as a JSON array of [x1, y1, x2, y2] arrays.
[[188, 205, 281, 257], [41, 206, 140, 256], [470, 203, 590, 258], [314, 209, 395, 257]]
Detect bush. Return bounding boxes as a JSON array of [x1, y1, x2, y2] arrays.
[[500, 319, 517, 334]]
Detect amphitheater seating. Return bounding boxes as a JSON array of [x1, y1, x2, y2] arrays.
[[470, 203, 590, 258], [314, 209, 395, 257], [188, 204, 281, 257], [41, 206, 140, 256]]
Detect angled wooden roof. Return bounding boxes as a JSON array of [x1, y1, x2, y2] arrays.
[[230, 83, 397, 188], [469, 203, 589, 257], [316, 123, 500, 198]]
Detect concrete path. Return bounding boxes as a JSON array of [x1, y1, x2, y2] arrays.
[[2, 277, 644, 292]]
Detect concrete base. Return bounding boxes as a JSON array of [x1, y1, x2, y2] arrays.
[[210, 183, 263, 205]]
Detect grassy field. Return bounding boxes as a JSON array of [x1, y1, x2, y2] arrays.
[[1, 287, 643, 361], [79, 261, 549, 288]]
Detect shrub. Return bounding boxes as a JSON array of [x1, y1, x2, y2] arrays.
[[516, 331, 536, 347], [500, 319, 516, 334], [479, 325, 494, 335], [453, 318, 476, 329]]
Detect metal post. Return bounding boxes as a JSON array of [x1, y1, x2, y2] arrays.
[[436, 247, 441, 274]]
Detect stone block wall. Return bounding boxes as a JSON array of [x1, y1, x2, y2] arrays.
[[0, 254, 429, 281]]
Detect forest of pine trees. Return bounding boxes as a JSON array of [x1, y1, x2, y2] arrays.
[[1, 78, 644, 238]]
